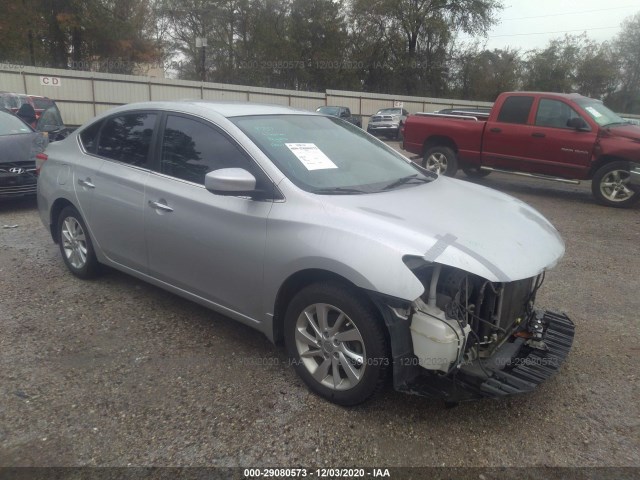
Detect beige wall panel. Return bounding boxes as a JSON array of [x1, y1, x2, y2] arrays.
[[94, 80, 149, 104]]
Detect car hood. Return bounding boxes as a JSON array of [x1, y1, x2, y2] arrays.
[[607, 124, 640, 141], [319, 176, 565, 282]]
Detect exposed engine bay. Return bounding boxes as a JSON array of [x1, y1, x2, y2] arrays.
[[410, 263, 544, 372], [380, 262, 575, 400]]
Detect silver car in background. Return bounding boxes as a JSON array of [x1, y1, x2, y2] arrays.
[[367, 107, 408, 139], [38, 101, 574, 405]]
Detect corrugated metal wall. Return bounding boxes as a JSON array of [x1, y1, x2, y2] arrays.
[[0, 66, 492, 126]]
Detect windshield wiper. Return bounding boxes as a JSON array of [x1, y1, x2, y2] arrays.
[[313, 186, 368, 195], [381, 174, 431, 191], [603, 121, 628, 127]]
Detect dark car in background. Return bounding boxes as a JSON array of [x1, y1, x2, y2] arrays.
[[0, 109, 48, 198], [315, 106, 362, 127]]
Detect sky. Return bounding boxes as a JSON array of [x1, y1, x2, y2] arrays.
[[457, 0, 639, 52]]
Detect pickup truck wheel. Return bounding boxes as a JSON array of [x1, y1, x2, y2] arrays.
[[423, 146, 458, 176], [463, 166, 491, 178], [284, 282, 390, 406], [592, 161, 639, 208]]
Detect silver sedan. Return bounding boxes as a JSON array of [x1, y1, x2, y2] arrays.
[[38, 101, 574, 405]]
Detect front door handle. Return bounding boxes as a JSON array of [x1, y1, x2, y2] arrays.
[[489, 127, 502, 133], [77, 178, 95, 189], [148, 200, 174, 212], [532, 132, 546, 138]]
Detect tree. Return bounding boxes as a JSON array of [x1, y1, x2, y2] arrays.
[[451, 44, 522, 101], [607, 12, 640, 113], [0, 0, 161, 72], [350, 0, 502, 95]]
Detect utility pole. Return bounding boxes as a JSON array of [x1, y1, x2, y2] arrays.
[[196, 37, 207, 82]]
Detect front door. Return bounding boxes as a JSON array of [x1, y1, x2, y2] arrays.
[[526, 97, 597, 178], [144, 114, 273, 320]]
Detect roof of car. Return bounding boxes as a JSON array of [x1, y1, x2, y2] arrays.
[[112, 100, 315, 118]]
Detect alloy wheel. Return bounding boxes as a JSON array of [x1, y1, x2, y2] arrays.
[[600, 169, 635, 203], [425, 152, 448, 174], [294, 303, 366, 391], [61, 216, 88, 269]]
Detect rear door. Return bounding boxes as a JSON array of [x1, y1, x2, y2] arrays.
[[482, 95, 537, 171], [144, 113, 273, 319], [89, 111, 159, 273]]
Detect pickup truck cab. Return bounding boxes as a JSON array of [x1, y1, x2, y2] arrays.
[[402, 92, 640, 207], [316, 106, 362, 128]]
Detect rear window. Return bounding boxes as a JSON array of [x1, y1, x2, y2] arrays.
[[0, 111, 32, 136], [96, 113, 157, 166], [79, 120, 103, 153], [497, 96, 534, 124]]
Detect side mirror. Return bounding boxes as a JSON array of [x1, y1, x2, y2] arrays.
[[567, 117, 589, 130], [205, 168, 257, 196]]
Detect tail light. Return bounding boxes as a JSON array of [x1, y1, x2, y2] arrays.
[[35, 153, 48, 174]]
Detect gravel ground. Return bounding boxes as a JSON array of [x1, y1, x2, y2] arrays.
[[0, 145, 638, 468]]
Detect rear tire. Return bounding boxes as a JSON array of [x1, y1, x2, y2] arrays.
[[57, 206, 100, 279], [423, 146, 458, 177], [591, 161, 639, 208], [284, 282, 390, 406]]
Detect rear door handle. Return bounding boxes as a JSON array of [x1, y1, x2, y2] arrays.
[[77, 178, 95, 189], [489, 127, 502, 133], [532, 132, 546, 138], [148, 200, 174, 212]]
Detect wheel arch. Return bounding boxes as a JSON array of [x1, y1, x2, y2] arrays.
[[271, 268, 386, 345], [423, 135, 458, 155], [49, 198, 76, 243], [587, 155, 629, 179]]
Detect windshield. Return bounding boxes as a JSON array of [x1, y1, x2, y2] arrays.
[[376, 109, 401, 115], [575, 99, 626, 127], [316, 106, 340, 116], [32, 97, 55, 110], [231, 115, 432, 194], [0, 111, 33, 136], [36, 106, 65, 131]]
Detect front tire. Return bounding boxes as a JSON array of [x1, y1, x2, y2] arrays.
[[463, 166, 491, 178], [423, 146, 458, 176], [591, 161, 639, 208], [284, 282, 390, 406], [57, 206, 100, 278]]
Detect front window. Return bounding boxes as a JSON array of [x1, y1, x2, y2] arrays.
[[575, 98, 626, 127], [160, 115, 260, 185], [231, 115, 432, 194], [535, 99, 582, 129]]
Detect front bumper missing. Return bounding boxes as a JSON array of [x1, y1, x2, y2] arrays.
[[394, 310, 575, 401]]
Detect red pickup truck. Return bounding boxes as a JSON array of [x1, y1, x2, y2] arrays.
[[402, 92, 640, 208]]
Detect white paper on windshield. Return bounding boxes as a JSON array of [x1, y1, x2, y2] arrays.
[[585, 106, 602, 118], [286, 143, 338, 171]]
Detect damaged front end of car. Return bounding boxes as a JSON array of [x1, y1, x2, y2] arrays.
[[372, 261, 575, 402]]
